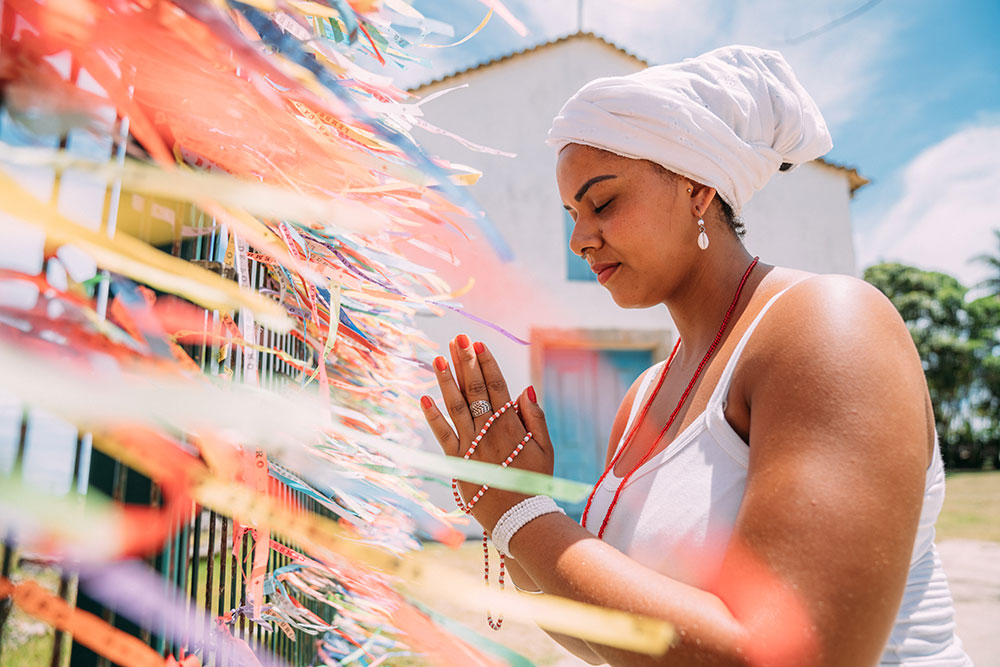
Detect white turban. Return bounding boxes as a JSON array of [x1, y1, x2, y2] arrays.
[[547, 45, 832, 212]]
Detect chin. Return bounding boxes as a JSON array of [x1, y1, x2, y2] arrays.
[[608, 289, 657, 310]]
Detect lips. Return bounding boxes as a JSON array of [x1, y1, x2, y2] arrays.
[[591, 262, 621, 285]]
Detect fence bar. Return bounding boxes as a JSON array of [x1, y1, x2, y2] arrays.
[[204, 510, 217, 665], [228, 525, 240, 656], [0, 539, 15, 665], [150, 483, 165, 655], [178, 507, 193, 657], [217, 516, 230, 667], [189, 506, 203, 655], [47, 434, 88, 667], [238, 531, 248, 641]]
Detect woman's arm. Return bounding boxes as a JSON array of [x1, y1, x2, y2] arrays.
[[525, 369, 649, 665], [475, 276, 930, 666], [504, 559, 605, 665]]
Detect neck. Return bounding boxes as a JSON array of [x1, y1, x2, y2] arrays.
[[663, 240, 758, 362]]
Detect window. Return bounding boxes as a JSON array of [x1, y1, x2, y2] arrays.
[[564, 210, 597, 281]]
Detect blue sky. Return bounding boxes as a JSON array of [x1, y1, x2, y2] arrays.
[[394, 0, 1000, 289]]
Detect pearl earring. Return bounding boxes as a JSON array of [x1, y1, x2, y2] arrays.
[[697, 218, 709, 250]]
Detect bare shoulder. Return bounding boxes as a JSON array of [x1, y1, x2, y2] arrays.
[[749, 272, 918, 371], [742, 272, 932, 461]]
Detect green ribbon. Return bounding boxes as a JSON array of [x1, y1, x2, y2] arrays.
[[367, 439, 592, 503]]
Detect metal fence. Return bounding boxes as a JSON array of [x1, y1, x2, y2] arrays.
[[0, 56, 331, 666]]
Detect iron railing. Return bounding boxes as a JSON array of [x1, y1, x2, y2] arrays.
[[0, 55, 333, 666]]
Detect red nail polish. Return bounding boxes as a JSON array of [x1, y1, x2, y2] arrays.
[[433, 356, 447, 371], [420, 395, 432, 409], [473, 341, 485, 354], [456, 334, 470, 349], [527, 385, 537, 403]]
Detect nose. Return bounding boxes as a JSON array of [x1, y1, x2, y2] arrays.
[[568, 212, 602, 259]]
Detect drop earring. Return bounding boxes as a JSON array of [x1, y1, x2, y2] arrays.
[[697, 218, 709, 250]]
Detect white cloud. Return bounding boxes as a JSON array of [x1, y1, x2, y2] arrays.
[[582, 0, 898, 131], [403, 1, 899, 133], [778, 21, 893, 129], [856, 123, 1000, 286], [519, 0, 578, 32]]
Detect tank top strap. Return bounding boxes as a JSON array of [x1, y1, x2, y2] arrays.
[[706, 284, 797, 410], [612, 359, 667, 459]]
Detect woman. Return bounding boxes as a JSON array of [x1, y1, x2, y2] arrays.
[[419, 45, 970, 666]]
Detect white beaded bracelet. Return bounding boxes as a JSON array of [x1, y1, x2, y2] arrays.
[[513, 582, 543, 595], [492, 495, 565, 559]]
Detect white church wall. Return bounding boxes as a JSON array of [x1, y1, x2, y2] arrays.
[[742, 163, 857, 274]]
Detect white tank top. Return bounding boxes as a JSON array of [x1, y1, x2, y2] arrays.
[[584, 287, 971, 665]]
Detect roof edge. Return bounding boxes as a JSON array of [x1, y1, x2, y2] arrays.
[[407, 30, 650, 93], [405, 44, 868, 197], [815, 157, 871, 195]]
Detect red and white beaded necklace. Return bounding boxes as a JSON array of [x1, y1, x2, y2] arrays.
[[581, 257, 759, 538], [452, 399, 532, 630]]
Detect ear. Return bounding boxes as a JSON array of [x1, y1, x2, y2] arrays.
[[690, 183, 718, 219]]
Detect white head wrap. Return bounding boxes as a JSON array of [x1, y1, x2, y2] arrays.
[[547, 45, 832, 212]]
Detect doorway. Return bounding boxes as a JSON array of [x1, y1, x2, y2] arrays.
[[531, 329, 671, 519]]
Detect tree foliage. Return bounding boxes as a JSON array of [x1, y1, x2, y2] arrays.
[[972, 229, 1000, 296], [864, 262, 999, 468]]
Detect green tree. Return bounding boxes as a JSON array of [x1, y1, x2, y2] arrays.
[[967, 294, 1000, 468], [971, 228, 1000, 297], [864, 263, 982, 465], [967, 227, 1000, 466]]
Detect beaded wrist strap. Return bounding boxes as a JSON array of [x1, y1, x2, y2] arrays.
[[512, 582, 544, 594], [449, 399, 533, 630], [492, 495, 564, 559], [451, 400, 531, 513]]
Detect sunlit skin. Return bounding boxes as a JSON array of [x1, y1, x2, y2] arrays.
[[420, 144, 937, 666]]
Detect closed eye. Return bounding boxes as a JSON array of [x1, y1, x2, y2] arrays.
[[595, 198, 614, 214]]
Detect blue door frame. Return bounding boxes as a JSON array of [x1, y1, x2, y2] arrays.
[[541, 346, 653, 520]]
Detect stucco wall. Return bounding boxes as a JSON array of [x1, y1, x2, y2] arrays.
[[742, 162, 857, 274], [409, 36, 857, 397]]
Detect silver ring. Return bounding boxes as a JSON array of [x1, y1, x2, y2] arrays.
[[469, 400, 492, 418]]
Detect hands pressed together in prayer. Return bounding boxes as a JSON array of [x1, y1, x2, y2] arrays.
[[419, 334, 555, 534]]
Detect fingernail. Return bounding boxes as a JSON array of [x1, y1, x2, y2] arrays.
[[420, 395, 432, 409], [527, 385, 537, 403], [473, 341, 485, 354], [456, 334, 470, 349], [433, 356, 447, 371]]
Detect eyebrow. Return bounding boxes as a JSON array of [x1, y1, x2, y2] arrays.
[[574, 174, 617, 202]]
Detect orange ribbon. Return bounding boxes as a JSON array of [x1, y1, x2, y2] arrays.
[[0, 577, 200, 667]]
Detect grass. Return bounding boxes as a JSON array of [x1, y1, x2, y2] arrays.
[[936, 469, 1000, 542], [3, 632, 57, 666], [0, 563, 70, 667]]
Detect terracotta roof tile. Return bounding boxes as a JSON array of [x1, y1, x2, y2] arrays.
[[815, 157, 870, 195]]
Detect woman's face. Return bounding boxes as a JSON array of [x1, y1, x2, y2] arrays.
[[556, 143, 697, 308]]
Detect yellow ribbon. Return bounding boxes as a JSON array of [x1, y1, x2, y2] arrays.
[[0, 171, 291, 332]]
